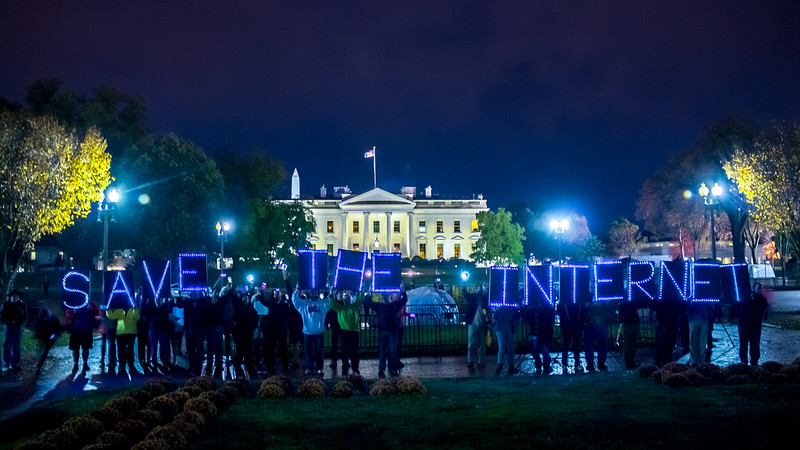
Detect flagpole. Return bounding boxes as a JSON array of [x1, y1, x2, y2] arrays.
[[372, 146, 377, 189]]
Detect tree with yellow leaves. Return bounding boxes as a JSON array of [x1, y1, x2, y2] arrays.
[[0, 111, 111, 295]]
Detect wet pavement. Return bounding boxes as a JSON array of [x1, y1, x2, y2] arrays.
[[2, 289, 799, 423]]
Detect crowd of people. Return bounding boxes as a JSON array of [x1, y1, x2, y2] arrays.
[[0, 277, 770, 378]]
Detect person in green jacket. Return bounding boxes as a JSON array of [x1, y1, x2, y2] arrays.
[[106, 305, 140, 376], [329, 290, 365, 375]]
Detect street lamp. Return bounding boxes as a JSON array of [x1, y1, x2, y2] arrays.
[[549, 218, 569, 265], [698, 182, 723, 261], [98, 187, 120, 293], [216, 220, 231, 274], [373, 237, 380, 251]]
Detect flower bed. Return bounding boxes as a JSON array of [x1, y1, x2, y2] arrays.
[[642, 358, 800, 388]]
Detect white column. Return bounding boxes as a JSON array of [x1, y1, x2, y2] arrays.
[[385, 212, 392, 253], [340, 212, 347, 252], [407, 211, 414, 257], [363, 212, 370, 251]]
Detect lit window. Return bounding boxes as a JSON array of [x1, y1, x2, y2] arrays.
[[30, 251, 36, 261], [437, 243, 444, 259], [419, 243, 426, 259], [394, 243, 401, 253], [453, 221, 461, 233], [353, 221, 360, 233], [327, 221, 334, 233], [327, 244, 334, 256], [373, 221, 380, 233], [311, 244, 316, 250], [393, 221, 400, 233], [471, 220, 478, 232], [454, 243, 461, 259], [419, 220, 426, 233], [353, 243, 360, 251], [436, 220, 443, 233]]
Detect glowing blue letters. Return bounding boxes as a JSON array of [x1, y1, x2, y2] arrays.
[[628, 261, 656, 302], [178, 253, 207, 292], [720, 263, 750, 303], [560, 265, 590, 304], [489, 266, 520, 307], [298, 249, 329, 290], [593, 260, 624, 302], [524, 265, 553, 306], [659, 260, 690, 302], [333, 249, 368, 291], [105, 270, 135, 309], [692, 262, 721, 302], [371, 252, 402, 293], [141, 259, 171, 301], [62, 271, 90, 309]]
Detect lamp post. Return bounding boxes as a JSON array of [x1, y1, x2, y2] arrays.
[[216, 221, 231, 275], [373, 237, 380, 252], [549, 218, 569, 266], [698, 182, 723, 261], [98, 187, 120, 293]]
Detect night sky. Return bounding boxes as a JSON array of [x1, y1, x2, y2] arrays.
[[2, 1, 799, 235]]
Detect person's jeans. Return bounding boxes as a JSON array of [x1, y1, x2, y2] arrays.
[[561, 327, 582, 366], [149, 328, 171, 367], [378, 330, 398, 373], [529, 336, 551, 372], [206, 325, 224, 369], [688, 319, 709, 366], [738, 321, 763, 365], [467, 323, 486, 364], [2, 325, 22, 367], [584, 324, 608, 369], [303, 333, 324, 371], [340, 329, 360, 370], [496, 328, 514, 368]]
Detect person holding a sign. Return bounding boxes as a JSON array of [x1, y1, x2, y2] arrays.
[[329, 289, 366, 374], [232, 289, 259, 376], [368, 288, 408, 377], [493, 303, 519, 375], [522, 295, 555, 375], [106, 301, 140, 377], [65, 299, 101, 373], [557, 297, 585, 373], [142, 295, 175, 373], [465, 284, 490, 369], [260, 287, 291, 372], [738, 282, 769, 366], [205, 287, 232, 377], [292, 284, 331, 376]]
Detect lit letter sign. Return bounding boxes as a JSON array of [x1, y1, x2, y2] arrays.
[[105, 270, 135, 309], [692, 262, 721, 303], [524, 265, 553, 306], [62, 271, 90, 309], [628, 261, 656, 303], [333, 249, 367, 291], [371, 252, 402, 293], [178, 253, 207, 292], [560, 264, 590, 304], [141, 259, 171, 301], [659, 260, 690, 302], [298, 249, 329, 290], [489, 266, 520, 307], [593, 260, 624, 302]]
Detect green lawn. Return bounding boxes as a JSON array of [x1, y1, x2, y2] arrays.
[[191, 374, 798, 449]]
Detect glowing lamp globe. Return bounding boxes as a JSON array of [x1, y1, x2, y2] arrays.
[[107, 188, 120, 203], [711, 183, 723, 197], [698, 183, 709, 197]]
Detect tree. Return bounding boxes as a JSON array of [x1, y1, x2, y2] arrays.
[[471, 208, 525, 266], [723, 119, 800, 277], [115, 133, 224, 258], [608, 217, 642, 258], [238, 200, 316, 269], [0, 112, 111, 294]]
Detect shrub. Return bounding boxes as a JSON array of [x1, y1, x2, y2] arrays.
[[709, 369, 727, 383], [114, 419, 150, 441], [780, 358, 800, 381], [217, 386, 240, 404], [332, 381, 354, 398], [726, 375, 751, 385], [765, 374, 791, 384], [263, 375, 292, 392], [104, 397, 141, 417], [129, 409, 163, 428], [198, 390, 229, 411], [164, 391, 191, 409], [185, 376, 215, 392], [32, 429, 76, 450], [343, 373, 366, 389], [760, 361, 784, 374], [169, 419, 200, 441], [126, 390, 154, 408], [184, 398, 218, 419], [80, 444, 113, 450], [146, 425, 187, 450], [637, 364, 658, 379], [146, 396, 179, 421], [752, 366, 771, 382], [179, 385, 203, 398], [14, 440, 58, 450], [142, 380, 169, 397], [663, 373, 692, 388], [661, 362, 689, 374], [62, 416, 104, 444], [96, 431, 132, 450], [224, 379, 249, 395], [682, 370, 713, 387], [652, 370, 666, 384], [296, 378, 326, 398], [369, 379, 398, 396], [727, 363, 752, 377], [256, 383, 286, 399], [396, 376, 427, 395], [130, 439, 171, 450], [174, 411, 206, 428], [90, 405, 123, 429]]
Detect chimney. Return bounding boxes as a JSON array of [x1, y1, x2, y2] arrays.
[[320, 185, 327, 198], [425, 185, 432, 198]]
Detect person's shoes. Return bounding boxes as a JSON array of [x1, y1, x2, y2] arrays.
[[352, 369, 360, 375], [477, 362, 486, 368], [467, 362, 475, 369], [508, 366, 519, 375], [378, 371, 386, 378], [598, 364, 608, 371], [397, 362, 405, 369], [72, 364, 79, 373], [625, 363, 639, 370], [317, 370, 324, 376], [574, 364, 584, 371], [9, 365, 21, 372], [543, 367, 553, 375], [495, 364, 503, 375], [586, 365, 595, 372], [389, 370, 398, 376], [534, 369, 542, 375], [82, 364, 91, 372], [304, 370, 313, 376], [329, 361, 337, 369]]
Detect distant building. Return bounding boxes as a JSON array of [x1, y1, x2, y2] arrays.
[[288, 170, 488, 260]]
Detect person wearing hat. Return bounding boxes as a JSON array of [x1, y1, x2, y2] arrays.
[[1, 289, 28, 371]]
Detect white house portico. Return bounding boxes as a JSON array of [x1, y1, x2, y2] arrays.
[[293, 179, 488, 261]]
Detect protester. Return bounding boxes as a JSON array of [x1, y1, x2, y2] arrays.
[[523, 296, 555, 375], [557, 296, 585, 372], [292, 284, 330, 375], [98, 304, 117, 373], [617, 298, 640, 369], [142, 295, 174, 373], [653, 297, 686, 367], [324, 307, 341, 369], [176, 291, 207, 375], [106, 301, 140, 376], [493, 304, 519, 375], [1, 289, 28, 371], [286, 279, 304, 369], [136, 290, 152, 372], [169, 301, 185, 367], [329, 289, 365, 374], [738, 282, 769, 366], [205, 288, 230, 376], [34, 307, 61, 373], [65, 300, 100, 373], [260, 287, 290, 371], [368, 289, 408, 377], [232, 289, 258, 376], [583, 294, 610, 372], [687, 299, 713, 367], [465, 284, 489, 369]]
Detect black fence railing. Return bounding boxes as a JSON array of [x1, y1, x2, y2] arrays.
[[323, 305, 658, 357]]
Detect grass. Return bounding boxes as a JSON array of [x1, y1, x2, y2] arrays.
[[766, 311, 800, 330], [189, 374, 799, 449]]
